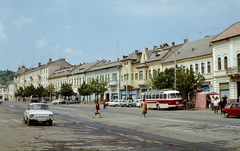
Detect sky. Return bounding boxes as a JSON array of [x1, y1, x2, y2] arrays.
[[0, 0, 240, 72]]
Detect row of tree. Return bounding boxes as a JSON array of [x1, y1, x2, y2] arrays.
[[0, 70, 15, 85], [15, 76, 109, 102], [148, 66, 205, 102]]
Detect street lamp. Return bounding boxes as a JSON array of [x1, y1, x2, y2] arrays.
[[169, 51, 177, 90], [122, 66, 128, 100]]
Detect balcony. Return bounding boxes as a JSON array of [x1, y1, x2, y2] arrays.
[[226, 66, 240, 77], [109, 80, 118, 87]]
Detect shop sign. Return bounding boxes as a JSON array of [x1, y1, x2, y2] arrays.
[[201, 81, 210, 86]]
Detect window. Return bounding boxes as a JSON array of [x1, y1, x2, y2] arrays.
[[224, 56, 228, 70], [149, 70, 151, 78], [131, 73, 133, 80], [139, 71, 143, 80], [238, 54, 240, 72], [207, 61, 211, 73], [201, 63, 204, 74], [135, 73, 138, 80], [124, 74, 127, 81], [183, 66, 186, 72], [112, 73, 117, 81], [121, 75, 123, 81], [153, 70, 157, 78], [195, 64, 199, 73], [218, 57, 221, 70], [190, 64, 193, 70]]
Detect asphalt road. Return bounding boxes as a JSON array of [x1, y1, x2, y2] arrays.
[[0, 101, 239, 150]]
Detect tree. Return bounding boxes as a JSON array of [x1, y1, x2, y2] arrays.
[[176, 66, 205, 102], [98, 76, 109, 102], [36, 85, 45, 98], [163, 43, 169, 47], [148, 68, 175, 90], [78, 81, 91, 103], [60, 83, 74, 98], [89, 77, 109, 102], [23, 84, 36, 97]]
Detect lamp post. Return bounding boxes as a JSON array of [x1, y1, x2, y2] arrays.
[[123, 66, 128, 100], [169, 51, 177, 90]]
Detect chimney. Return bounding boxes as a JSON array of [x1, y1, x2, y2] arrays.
[[109, 60, 111, 62], [83, 62, 85, 64], [184, 39, 188, 43], [153, 46, 157, 50], [117, 58, 119, 60], [80, 63, 82, 65], [172, 42, 175, 46], [135, 50, 138, 54], [160, 45, 163, 49], [62, 58, 65, 61], [49, 58, 52, 64], [38, 62, 41, 67]]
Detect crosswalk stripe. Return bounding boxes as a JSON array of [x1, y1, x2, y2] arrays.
[[12, 119, 21, 123], [1, 119, 8, 123]]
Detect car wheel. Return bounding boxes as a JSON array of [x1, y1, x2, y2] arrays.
[[156, 104, 160, 110], [49, 121, 53, 126], [54, 102, 57, 105], [224, 112, 229, 118]]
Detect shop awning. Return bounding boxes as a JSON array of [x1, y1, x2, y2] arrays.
[[195, 92, 219, 108]]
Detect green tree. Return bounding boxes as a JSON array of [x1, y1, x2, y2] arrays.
[[148, 68, 175, 90], [163, 43, 169, 47], [176, 66, 205, 102], [23, 84, 36, 97], [60, 83, 74, 98], [36, 85, 45, 98], [78, 81, 91, 103]]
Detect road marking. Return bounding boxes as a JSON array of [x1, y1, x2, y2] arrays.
[[1, 119, 8, 123], [12, 119, 21, 123], [165, 127, 196, 133], [85, 125, 99, 130]]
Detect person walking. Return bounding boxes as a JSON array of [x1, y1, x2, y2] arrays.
[[211, 96, 215, 111], [220, 97, 226, 114], [103, 100, 107, 109], [213, 97, 220, 114], [140, 99, 147, 118], [92, 100, 102, 118]]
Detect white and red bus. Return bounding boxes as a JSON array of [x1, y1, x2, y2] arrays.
[[140, 90, 183, 109]]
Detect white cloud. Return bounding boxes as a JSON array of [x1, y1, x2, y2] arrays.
[[0, 22, 6, 40], [64, 47, 82, 55], [36, 38, 48, 48], [13, 15, 34, 26]]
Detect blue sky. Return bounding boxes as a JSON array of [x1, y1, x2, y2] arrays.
[[0, 0, 240, 71]]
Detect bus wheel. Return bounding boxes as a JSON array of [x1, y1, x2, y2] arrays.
[[156, 104, 160, 110]]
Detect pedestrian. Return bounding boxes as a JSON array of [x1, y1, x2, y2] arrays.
[[220, 97, 226, 114], [103, 100, 107, 109], [92, 100, 102, 118], [211, 96, 215, 110], [213, 97, 220, 114], [227, 97, 231, 107], [140, 99, 147, 118]]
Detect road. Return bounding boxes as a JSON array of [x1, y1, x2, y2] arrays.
[[0, 101, 239, 150]]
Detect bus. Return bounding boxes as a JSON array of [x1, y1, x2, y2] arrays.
[[140, 90, 183, 109]]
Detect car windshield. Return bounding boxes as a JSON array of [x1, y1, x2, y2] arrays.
[[30, 104, 49, 110]]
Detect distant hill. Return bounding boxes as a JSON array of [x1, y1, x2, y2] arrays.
[[0, 70, 15, 85]]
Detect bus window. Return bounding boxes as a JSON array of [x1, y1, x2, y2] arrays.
[[160, 94, 163, 99], [149, 93, 152, 99], [176, 93, 181, 98], [145, 94, 148, 99], [156, 92, 159, 99], [152, 92, 156, 99], [164, 94, 167, 99], [168, 93, 176, 99]]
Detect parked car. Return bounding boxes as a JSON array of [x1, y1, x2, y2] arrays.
[[30, 95, 39, 103], [127, 100, 141, 107], [0, 99, 2, 104], [106, 100, 114, 106], [111, 100, 122, 107], [40, 99, 47, 103], [52, 99, 66, 105], [66, 99, 80, 104], [222, 103, 240, 118], [121, 100, 133, 107], [23, 103, 54, 126]]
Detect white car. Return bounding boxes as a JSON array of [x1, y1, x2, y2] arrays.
[[106, 100, 114, 106], [111, 100, 124, 107], [23, 103, 54, 126], [52, 99, 66, 105]]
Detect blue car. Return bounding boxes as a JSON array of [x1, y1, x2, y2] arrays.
[[66, 99, 80, 104], [127, 100, 141, 107]]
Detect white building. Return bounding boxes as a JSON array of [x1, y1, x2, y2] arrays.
[[212, 21, 240, 102]]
